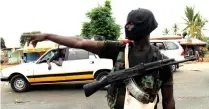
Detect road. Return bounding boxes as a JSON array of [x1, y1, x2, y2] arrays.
[[1, 63, 209, 109]]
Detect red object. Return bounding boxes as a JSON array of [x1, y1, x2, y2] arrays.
[[181, 51, 184, 56], [120, 39, 133, 43]]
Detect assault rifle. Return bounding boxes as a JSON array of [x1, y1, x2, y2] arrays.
[[83, 57, 196, 97]]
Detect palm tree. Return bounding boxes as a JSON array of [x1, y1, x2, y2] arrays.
[[194, 15, 208, 40], [183, 6, 208, 40], [163, 28, 170, 35], [172, 23, 179, 35]]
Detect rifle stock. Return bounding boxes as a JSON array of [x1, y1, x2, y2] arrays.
[[83, 57, 196, 97]]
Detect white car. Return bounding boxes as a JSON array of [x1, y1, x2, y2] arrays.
[[150, 40, 185, 72], [0, 46, 113, 92]]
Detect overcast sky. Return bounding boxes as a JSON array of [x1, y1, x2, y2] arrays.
[[0, 0, 208, 47]]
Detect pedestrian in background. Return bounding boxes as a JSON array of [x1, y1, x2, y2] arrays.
[[199, 47, 204, 62]]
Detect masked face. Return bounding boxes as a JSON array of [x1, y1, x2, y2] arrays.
[[125, 23, 147, 41], [125, 8, 158, 41], [125, 23, 133, 39]]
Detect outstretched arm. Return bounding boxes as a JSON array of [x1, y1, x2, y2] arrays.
[[25, 33, 103, 55]]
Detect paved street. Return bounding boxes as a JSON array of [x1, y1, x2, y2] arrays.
[[1, 63, 209, 109]]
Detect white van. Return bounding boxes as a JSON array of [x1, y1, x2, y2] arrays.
[[0, 46, 113, 92], [150, 40, 185, 72]]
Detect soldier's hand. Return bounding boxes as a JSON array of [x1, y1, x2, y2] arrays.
[[22, 33, 49, 48]]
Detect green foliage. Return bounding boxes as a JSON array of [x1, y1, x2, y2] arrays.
[[183, 6, 208, 40], [20, 31, 41, 47], [81, 0, 121, 40], [0, 37, 6, 48], [205, 37, 209, 49], [172, 23, 179, 35], [104, 0, 111, 9], [162, 28, 170, 35], [202, 46, 208, 54]]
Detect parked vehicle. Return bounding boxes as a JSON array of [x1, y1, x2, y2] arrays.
[[0, 46, 113, 92], [150, 40, 185, 72]]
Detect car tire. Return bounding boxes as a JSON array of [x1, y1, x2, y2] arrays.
[[171, 65, 177, 73], [10, 75, 30, 92], [96, 71, 110, 90]]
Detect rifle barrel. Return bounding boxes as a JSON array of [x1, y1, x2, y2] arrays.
[[146, 57, 196, 71]]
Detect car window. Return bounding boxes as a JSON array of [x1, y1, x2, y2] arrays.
[[39, 49, 57, 63], [68, 49, 89, 60], [89, 52, 97, 59], [165, 42, 179, 50], [68, 49, 76, 60], [151, 42, 165, 50], [76, 50, 89, 59]]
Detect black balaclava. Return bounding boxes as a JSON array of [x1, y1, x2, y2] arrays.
[[125, 8, 158, 41]]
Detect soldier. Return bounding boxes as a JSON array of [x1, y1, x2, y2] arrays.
[[25, 8, 175, 109]]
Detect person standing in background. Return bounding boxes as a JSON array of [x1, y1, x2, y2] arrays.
[[194, 46, 199, 62], [199, 47, 204, 62]]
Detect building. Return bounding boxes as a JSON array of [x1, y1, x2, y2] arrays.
[[23, 40, 58, 62], [1, 47, 22, 64]]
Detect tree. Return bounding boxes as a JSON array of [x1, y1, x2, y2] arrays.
[[172, 23, 179, 35], [0, 37, 6, 49], [162, 28, 170, 35], [80, 0, 121, 40], [183, 6, 208, 40], [20, 31, 41, 47]]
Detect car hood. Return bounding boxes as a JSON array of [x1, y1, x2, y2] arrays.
[[1, 63, 35, 75]]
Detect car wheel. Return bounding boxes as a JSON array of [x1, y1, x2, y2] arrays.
[[96, 71, 110, 90], [171, 65, 177, 73], [10, 75, 30, 92]]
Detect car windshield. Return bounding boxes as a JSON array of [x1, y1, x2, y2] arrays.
[[39, 50, 57, 62]]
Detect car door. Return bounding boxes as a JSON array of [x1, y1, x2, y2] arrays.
[[62, 48, 95, 82], [30, 48, 67, 84], [164, 41, 183, 61]]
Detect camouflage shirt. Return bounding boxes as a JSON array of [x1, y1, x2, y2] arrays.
[[97, 40, 173, 87]]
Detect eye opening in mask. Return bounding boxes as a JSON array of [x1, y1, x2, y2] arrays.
[[125, 22, 135, 31]]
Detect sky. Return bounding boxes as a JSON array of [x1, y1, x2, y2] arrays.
[[0, 0, 209, 48]]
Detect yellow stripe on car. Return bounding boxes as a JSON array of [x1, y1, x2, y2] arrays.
[[31, 80, 94, 85], [28, 74, 94, 83]]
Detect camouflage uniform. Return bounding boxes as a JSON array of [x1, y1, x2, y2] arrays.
[[98, 41, 173, 109]]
